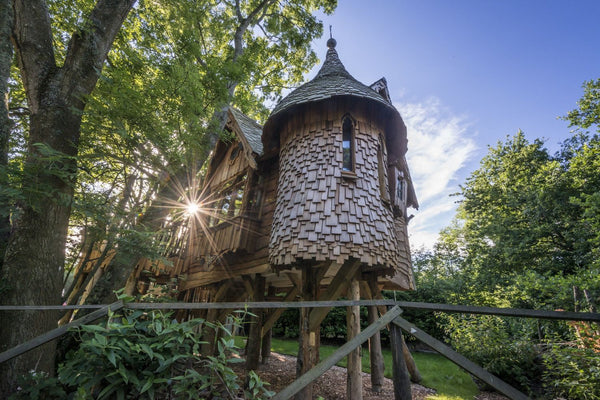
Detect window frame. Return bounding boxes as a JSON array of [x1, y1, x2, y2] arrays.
[[341, 114, 356, 177]]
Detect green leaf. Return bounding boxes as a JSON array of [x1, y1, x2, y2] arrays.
[[107, 349, 117, 366]]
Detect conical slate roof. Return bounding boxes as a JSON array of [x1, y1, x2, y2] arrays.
[[269, 40, 394, 118]]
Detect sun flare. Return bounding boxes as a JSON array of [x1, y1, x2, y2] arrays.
[[186, 202, 200, 215]]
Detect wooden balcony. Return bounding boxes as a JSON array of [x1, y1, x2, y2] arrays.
[[191, 214, 260, 259]]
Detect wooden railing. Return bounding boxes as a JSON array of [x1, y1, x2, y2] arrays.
[[2, 300, 599, 400]]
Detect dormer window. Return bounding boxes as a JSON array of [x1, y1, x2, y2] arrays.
[[342, 116, 355, 172]]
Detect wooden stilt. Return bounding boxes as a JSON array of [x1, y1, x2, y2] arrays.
[[390, 318, 412, 400], [347, 274, 362, 400], [367, 304, 385, 392], [261, 286, 276, 364], [246, 275, 265, 371], [402, 334, 422, 383], [365, 277, 385, 392], [261, 327, 272, 364], [201, 283, 231, 355], [367, 278, 422, 384], [295, 266, 319, 400]]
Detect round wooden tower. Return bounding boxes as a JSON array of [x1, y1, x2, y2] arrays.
[[262, 39, 418, 399], [263, 38, 417, 287]]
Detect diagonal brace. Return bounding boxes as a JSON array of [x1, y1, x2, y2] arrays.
[[392, 316, 530, 400]]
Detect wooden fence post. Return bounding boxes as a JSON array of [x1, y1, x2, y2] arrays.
[[390, 315, 412, 400]]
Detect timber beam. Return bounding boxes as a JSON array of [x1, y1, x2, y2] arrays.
[[308, 259, 361, 331]]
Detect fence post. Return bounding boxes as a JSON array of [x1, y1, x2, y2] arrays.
[[389, 312, 412, 400]]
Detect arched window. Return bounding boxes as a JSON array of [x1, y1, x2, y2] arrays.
[[378, 134, 389, 201], [342, 116, 354, 172]]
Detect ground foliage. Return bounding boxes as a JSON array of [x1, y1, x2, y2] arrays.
[[10, 307, 273, 400]]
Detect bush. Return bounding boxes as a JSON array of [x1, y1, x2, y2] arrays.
[[11, 308, 273, 400], [542, 320, 600, 400], [444, 314, 541, 392], [543, 344, 600, 400]]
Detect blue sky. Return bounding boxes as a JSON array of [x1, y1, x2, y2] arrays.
[[304, 0, 600, 249]]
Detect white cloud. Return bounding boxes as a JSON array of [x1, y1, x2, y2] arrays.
[[395, 98, 477, 250]]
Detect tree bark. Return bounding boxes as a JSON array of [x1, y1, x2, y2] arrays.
[[0, 0, 135, 394], [0, 0, 13, 270]]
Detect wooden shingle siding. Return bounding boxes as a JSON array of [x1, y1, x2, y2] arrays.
[[269, 105, 412, 283]]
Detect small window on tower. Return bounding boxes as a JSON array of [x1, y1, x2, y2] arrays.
[[342, 116, 354, 172]]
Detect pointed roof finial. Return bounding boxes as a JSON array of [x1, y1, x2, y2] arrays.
[[327, 25, 336, 49]]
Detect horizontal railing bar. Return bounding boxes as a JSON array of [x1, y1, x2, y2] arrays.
[[127, 299, 397, 310], [0, 304, 107, 310], [1, 300, 599, 322], [0, 299, 396, 311], [395, 301, 600, 322], [0, 301, 124, 364]]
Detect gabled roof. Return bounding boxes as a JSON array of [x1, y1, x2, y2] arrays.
[[229, 107, 263, 156]]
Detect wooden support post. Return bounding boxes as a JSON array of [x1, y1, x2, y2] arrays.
[[296, 266, 319, 400], [261, 327, 272, 364], [261, 286, 276, 364], [246, 275, 265, 372], [367, 304, 385, 392], [390, 318, 412, 400], [365, 277, 385, 392], [347, 275, 362, 400], [201, 282, 231, 355], [273, 306, 403, 400], [367, 277, 422, 384]]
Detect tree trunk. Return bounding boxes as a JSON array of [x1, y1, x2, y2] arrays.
[[0, 0, 13, 270], [0, 0, 135, 393], [0, 103, 81, 392]]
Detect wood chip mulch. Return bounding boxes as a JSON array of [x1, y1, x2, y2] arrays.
[[233, 351, 510, 399]]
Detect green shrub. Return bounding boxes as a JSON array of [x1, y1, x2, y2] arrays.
[[9, 371, 66, 400], [11, 308, 273, 400], [543, 344, 600, 399], [444, 314, 541, 392]]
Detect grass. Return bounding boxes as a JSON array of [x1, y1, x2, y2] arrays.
[[236, 336, 479, 399]]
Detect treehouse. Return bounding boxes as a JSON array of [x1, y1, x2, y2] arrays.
[[164, 39, 417, 301], [134, 38, 419, 397]]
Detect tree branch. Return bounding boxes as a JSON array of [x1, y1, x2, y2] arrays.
[[61, 0, 136, 109], [12, 0, 56, 113]]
